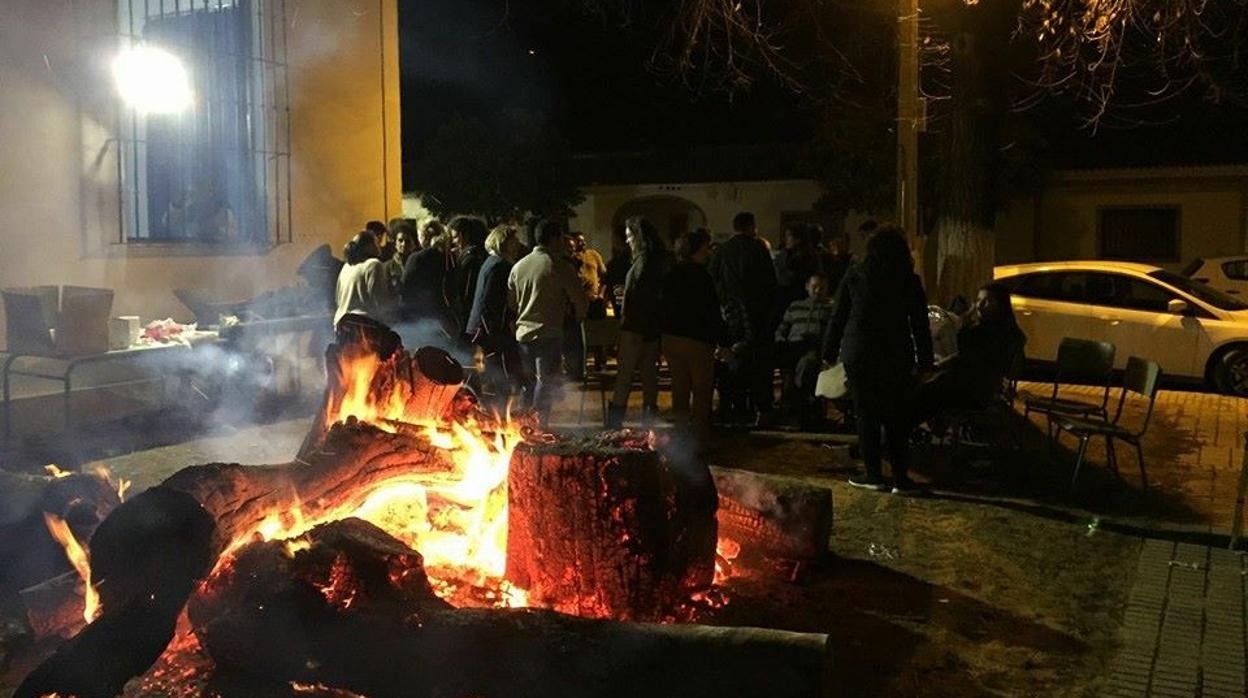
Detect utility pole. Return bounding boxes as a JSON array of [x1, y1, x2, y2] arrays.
[[896, 0, 922, 268]]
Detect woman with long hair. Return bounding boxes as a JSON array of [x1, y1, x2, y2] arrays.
[[822, 225, 933, 493], [912, 282, 1027, 427], [606, 216, 673, 427]]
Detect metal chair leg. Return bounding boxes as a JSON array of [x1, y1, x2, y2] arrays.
[[1133, 440, 1148, 490], [1105, 434, 1119, 477], [1070, 436, 1090, 493]]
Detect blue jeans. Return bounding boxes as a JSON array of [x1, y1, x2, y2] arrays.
[[520, 337, 564, 425]]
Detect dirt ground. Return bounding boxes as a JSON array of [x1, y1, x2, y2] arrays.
[[704, 436, 1139, 697]]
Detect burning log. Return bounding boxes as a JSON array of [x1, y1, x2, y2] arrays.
[[300, 343, 466, 458], [16, 422, 461, 698], [711, 467, 834, 564], [188, 518, 831, 698], [0, 469, 120, 596], [506, 431, 717, 620], [19, 572, 87, 640]]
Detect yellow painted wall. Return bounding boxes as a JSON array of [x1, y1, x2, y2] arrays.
[[997, 168, 1248, 271], [0, 0, 401, 347]]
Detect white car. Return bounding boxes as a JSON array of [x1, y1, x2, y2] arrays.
[[994, 261, 1248, 395], [1182, 256, 1248, 298]]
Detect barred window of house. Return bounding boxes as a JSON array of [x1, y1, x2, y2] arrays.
[[1098, 207, 1180, 262], [117, 0, 291, 246]]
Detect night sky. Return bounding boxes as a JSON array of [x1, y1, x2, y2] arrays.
[[396, 0, 814, 157], [396, 0, 1247, 177]]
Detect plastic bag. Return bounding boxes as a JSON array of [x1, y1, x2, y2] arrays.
[[815, 363, 848, 399]]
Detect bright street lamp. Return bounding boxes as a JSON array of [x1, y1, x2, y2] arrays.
[[112, 44, 193, 115]]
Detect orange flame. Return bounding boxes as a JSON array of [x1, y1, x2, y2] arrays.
[[42, 513, 100, 623], [44, 464, 71, 479], [90, 463, 131, 501], [714, 537, 741, 585], [228, 352, 527, 607]]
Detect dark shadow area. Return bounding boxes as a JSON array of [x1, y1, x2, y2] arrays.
[[706, 556, 1087, 697]]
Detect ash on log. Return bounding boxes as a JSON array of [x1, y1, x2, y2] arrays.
[[188, 518, 831, 698], [506, 431, 717, 620], [712, 467, 834, 566]]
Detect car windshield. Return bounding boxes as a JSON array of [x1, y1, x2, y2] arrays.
[[1149, 270, 1248, 311]]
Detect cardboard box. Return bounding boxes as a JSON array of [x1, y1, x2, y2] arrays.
[[2, 285, 115, 356]]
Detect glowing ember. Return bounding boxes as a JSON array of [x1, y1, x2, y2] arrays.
[[714, 536, 741, 585], [42, 513, 100, 623], [44, 464, 71, 478], [222, 351, 527, 607]]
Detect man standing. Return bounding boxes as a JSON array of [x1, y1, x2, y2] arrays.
[[449, 216, 490, 335], [384, 220, 417, 296], [508, 219, 589, 425], [709, 211, 779, 424]]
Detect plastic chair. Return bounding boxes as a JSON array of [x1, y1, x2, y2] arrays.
[[1022, 337, 1116, 431], [578, 317, 620, 423], [1053, 356, 1161, 492]]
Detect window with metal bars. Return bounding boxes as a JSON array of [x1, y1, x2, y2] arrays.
[[117, 0, 290, 246]]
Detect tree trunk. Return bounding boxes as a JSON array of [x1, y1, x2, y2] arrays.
[[506, 432, 717, 620], [934, 5, 1004, 307]]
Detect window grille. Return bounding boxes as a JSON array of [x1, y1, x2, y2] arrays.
[[1099, 207, 1180, 263], [116, 0, 291, 246]]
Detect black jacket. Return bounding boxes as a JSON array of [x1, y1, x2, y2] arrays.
[[822, 264, 934, 372], [453, 245, 489, 331], [660, 261, 726, 346], [401, 247, 455, 325], [620, 249, 673, 340], [709, 233, 777, 320], [946, 320, 1026, 402], [467, 253, 515, 348]]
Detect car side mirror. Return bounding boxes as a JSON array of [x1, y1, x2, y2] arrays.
[[1167, 299, 1190, 315]]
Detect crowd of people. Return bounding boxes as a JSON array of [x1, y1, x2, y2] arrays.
[[331, 212, 1026, 489]]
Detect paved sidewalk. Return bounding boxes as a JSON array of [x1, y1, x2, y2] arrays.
[[1019, 383, 1248, 534], [1108, 540, 1246, 697]]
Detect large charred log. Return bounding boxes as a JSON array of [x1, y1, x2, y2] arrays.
[[15, 422, 457, 698], [15, 487, 214, 698], [188, 518, 831, 698], [0, 470, 119, 596], [506, 431, 717, 620]]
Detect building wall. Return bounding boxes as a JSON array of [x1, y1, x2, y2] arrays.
[[995, 167, 1248, 270], [0, 0, 401, 348], [572, 180, 824, 253]]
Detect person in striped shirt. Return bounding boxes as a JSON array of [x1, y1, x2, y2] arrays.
[[775, 274, 833, 425]]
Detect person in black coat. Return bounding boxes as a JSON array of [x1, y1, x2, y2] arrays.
[[912, 282, 1026, 427], [401, 229, 457, 340], [661, 229, 727, 444], [822, 225, 933, 493], [467, 225, 526, 412], [709, 211, 779, 423], [449, 216, 490, 335]]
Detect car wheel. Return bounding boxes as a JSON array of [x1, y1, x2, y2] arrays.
[[1215, 348, 1248, 396]]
